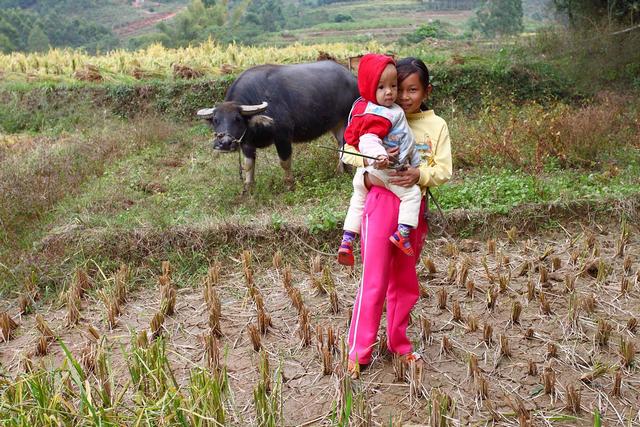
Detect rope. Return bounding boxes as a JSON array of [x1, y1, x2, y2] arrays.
[[427, 188, 453, 239], [214, 128, 247, 185], [291, 231, 336, 256], [237, 144, 243, 183]]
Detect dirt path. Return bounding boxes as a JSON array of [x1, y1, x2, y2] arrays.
[[114, 11, 180, 37]]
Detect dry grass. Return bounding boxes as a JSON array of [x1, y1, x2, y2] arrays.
[[422, 257, 437, 275], [611, 370, 622, 397], [0, 40, 381, 82], [0, 312, 18, 342], [511, 301, 522, 325], [452, 92, 640, 171], [247, 323, 261, 352], [150, 311, 164, 339], [437, 288, 448, 310], [0, 116, 181, 258]]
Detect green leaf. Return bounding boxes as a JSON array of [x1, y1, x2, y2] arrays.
[[530, 384, 544, 396], [593, 407, 601, 427]]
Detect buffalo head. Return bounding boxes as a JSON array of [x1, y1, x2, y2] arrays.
[[197, 102, 272, 152]]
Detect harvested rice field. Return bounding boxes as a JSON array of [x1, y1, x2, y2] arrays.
[[1, 220, 639, 426]]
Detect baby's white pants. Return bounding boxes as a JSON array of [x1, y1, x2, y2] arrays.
[[343, 167, 422, 233]]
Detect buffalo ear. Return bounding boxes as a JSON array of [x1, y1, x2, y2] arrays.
[[248, 114, 274, 128], [239, 102, 268, 116]]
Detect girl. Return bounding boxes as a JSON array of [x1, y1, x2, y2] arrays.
[[341, 57, 452, 375]]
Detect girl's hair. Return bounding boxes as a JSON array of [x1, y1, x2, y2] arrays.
[[397, 57, 430, 111], [397, 57, 430, 86]]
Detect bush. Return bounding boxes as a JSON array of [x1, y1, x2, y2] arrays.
[[449, 93, 640, 171], [472, 0, 523, 37], [333, 13, 353, 23], [429, 62, 578, 112], [528, 26, 640, 90], [404, 21, 450, 43]]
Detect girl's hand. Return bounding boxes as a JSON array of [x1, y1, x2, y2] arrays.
[[389, 166, 420, 187]]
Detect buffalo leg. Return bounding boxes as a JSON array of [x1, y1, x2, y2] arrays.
[[242, 145, 256, 194], [280, 157, 294, 190], [331, 121, 349, 174], [274, 140, 294, 190]]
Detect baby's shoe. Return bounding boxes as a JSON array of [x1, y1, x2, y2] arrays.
[[338, 240, 355, 266], [389, 231, 414, 256]]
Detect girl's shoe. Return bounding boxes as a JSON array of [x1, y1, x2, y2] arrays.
[[389, 231, 414, 256], [403, 352, 422, 363], [338, 241, 355, 266], [403, 351, 424, 368]]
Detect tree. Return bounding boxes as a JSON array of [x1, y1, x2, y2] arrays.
[[156, 0, 228, 47], [0, 7, 117, 53], [553, 0, 640, 26], [0, 33, 15, 53], [26, 24, 49, 52], [243, 0, 285, 32], [474, 0, 523, 37]]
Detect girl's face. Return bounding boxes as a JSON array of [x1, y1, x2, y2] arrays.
[[398, 72, 431, 114]]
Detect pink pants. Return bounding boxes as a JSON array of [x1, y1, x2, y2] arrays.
[[348, 186, 428, 364]]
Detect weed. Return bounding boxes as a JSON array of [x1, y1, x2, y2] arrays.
[[126, 334, 177, 400], [186, 367, 229, 426], [254, 357, 283, 427]]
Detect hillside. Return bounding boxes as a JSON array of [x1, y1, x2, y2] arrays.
[[0, 0, 188, 53], [0, 0, 189, 31], [0, 0, 553, 52]]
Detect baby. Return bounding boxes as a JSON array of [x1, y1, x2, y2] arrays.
[[338, 53, 421, 266]]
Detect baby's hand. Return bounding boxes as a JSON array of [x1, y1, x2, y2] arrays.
[[386, 146, 400, 164], [373, 155, 389, 170]]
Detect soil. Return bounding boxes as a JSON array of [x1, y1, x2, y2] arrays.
[[114, 11, 180, 38], [1, 220, 639, 425]]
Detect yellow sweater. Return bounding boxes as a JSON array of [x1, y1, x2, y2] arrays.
[[341, 109, 452, 194]]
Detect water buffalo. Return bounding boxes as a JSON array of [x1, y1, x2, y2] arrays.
[[197, 60, 359, 192]]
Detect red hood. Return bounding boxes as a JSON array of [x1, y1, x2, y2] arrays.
[[357, 53, 395, 103]]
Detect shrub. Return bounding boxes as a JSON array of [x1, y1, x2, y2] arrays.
[[333, 13, 353, 23], [472, 0, 523, 37], [450, 92, 639, 171], [404, 21, 450, 43], [527, 26, 640, 91]]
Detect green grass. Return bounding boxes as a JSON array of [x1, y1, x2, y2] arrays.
[[303, 17, 413, 32], [44, 128, 351, 230], [433, 166, 640, 214], [0, 332, 232, 426], [38, 122, 640, 239]]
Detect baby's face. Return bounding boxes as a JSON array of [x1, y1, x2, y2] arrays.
[[376, 64, 397, 107]]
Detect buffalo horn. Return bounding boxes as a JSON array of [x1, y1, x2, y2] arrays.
[[239, 102, 268, 116], [197, 108, 215, 118]]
